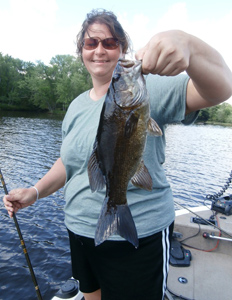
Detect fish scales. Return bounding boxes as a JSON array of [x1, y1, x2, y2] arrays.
[[88, 59, 162, 248]]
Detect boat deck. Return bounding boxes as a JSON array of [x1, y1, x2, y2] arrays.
[[167, 248, 232, 300], [166, 206, 232, 300]]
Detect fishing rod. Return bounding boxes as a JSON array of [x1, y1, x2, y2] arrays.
[[0, 168, 43, 300], [174, 200, 232, 239]]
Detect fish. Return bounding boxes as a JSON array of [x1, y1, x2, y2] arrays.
[[87, 59, 162, 248]]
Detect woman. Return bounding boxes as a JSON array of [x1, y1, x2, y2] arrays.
[[3, 9, 232, 300]]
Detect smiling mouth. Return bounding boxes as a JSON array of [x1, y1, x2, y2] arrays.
[[92, 60, 109, 63]]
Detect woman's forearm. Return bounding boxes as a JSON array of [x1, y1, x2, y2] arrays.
[[186, 34, 232, 106], [34, 157, 66, 199]]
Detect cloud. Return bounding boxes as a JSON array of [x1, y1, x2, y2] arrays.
[[119, 3, 232, 104], [118, 12, 152, 55], [118, 3, 189, 54], [0, 0, 58, 63], [155, 2, 189, 31], [119, 2, 232, 66], [153, 3, 232, 67]]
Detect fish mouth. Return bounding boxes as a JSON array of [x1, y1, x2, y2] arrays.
[[114, 59, 142, 81], [117, 59, 142, 71]]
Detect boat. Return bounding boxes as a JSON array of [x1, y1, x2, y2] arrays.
[[166, 195, 232, 300], [52, 195, 232, 300]]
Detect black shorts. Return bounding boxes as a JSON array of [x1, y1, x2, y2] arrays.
[[68, 222, 174, 300]]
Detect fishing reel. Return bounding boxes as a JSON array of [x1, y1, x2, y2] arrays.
[[211, 195, 232, 216], [206, 170, 232, 216]]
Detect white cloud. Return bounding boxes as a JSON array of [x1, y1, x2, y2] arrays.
[[0, 0, 58, 63], [152, 3, 232, 71], [120, 2, 232, 67], [119, 3, 232, 104], [155, 2, 189, 31], [119, 3, 190, 54], [118, 12, 152, 56]]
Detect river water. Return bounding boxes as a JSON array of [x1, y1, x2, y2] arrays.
[[0, 112, 232, 300]]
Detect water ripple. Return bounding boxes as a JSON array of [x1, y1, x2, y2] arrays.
[[0, 116, 232, 299]]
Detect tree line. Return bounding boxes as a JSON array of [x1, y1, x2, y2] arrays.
[[197, 103, 232, 124], [0, 53, 92, 113], [0, 52, 232, 124]]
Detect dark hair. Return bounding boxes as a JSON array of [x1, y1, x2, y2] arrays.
[[76, 9, 131, 57]]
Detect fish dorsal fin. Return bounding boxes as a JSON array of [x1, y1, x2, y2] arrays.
[[87, 142, 105, 192], [147, 118, 162, 136], [131, 160, 153, 191]]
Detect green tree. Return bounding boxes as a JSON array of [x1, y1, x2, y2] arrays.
[[17, 61, 36, 108], [50, 55, 92, 110], [70, 58, 92, 102], [0, 53, 93, 112], [216, 103, 232, 123], [25, 62, 57, 112], [51, 55, 76, 110], [197, 108, 210, 122], [197, 103, 232, 124], [0, 54, 24, 105], [208, 105, 220, 122]]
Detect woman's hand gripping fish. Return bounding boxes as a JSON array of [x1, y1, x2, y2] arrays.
[[88, 59, 162, 248]]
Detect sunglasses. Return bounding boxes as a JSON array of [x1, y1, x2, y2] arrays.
[[82, 37, 119, 50]]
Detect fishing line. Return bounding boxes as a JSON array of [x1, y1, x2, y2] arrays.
[[174, 200, 232, 238], [0, 168, 43, 300]]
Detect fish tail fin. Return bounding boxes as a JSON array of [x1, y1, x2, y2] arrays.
[[95, 197, 139, 248]]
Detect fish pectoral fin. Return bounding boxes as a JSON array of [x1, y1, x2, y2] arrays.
[[87, 146, 105, 192], [124, 111, 139, 138], [147, 118, 162, 136], [131, 160, 153, 191], [95, 198, 139, 248]]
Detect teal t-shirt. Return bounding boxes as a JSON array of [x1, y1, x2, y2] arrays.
[[60, 73, 197, 240]]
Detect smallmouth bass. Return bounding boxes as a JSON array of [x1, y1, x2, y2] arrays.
[[88, 59, 162, 248]]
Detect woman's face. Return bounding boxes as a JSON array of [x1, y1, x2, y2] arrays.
[[82, 23, 123, 82]]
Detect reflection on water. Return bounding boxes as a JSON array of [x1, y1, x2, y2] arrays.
[[165, 124, 232, 208], [0, 113, 68, 300], [0, 112, 232, 300]]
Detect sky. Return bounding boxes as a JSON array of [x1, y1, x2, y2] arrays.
[[1, 0, 232, 103]]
